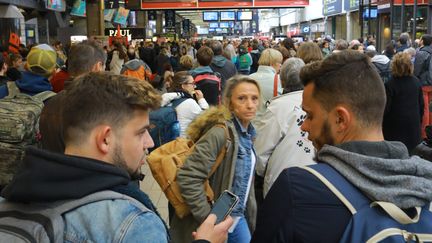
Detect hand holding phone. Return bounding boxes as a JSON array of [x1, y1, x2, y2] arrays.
[[209, 190, 239, 224]]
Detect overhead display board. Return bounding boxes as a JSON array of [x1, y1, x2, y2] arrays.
[[141, 0, 308, 9]]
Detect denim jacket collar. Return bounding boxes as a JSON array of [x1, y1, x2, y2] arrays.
[[233, 115, 256, 139]]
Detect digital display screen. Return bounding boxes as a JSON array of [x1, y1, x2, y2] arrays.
[[219, 22, 229, 28], [363, 8, 377, 18], [203, 11, 219, 21], [237, 11, 252, 21], [197, 28, 209, 34], [220, 11, 235, 21], [228, 21, 235, 28], [209, 28, 215, 32], [209, 22, 219, 28]]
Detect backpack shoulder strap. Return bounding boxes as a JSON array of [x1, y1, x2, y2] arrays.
[[194, 73, 221, 83], [299, 163, 370, 215], [273, 74, 278, 97], [171, 97, 188, 108], [6, 81, 20, 98], [33, 91, 56, 103], [54, 190, 150, 215], [208, 124, 232, 177]]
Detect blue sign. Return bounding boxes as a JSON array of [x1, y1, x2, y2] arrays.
[[323, 0, 342, 16], [344, 0, 359, 11]]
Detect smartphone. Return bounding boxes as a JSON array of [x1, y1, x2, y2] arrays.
[[209, 190, 239, 224]]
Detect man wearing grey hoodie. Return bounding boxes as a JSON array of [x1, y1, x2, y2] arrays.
[[252, 50, 432, 243], [209, 40, 237, 90]]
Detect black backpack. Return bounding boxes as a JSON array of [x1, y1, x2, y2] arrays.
[[250, 52, 261, 74]]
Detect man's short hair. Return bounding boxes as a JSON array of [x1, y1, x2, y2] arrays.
[[399, 33, 409, 45], [300, 50, 386, 127], [68, 41, 107, 77], [335, 39, 348, 51], [196, 46, 213, 66], [209, 40, 223, 56], [421, 34, 432, 46], [62, 72, 161, 146]]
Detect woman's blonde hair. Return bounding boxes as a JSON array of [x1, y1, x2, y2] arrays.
[[179, 55, 193, 70], [391, 52, 413, 78], [258, 48, 283, 66]]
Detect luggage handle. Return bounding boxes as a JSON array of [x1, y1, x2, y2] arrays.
[[371, 201, 421, 225]]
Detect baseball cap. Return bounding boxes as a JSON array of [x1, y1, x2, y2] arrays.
[[26, 44, 57, 77]]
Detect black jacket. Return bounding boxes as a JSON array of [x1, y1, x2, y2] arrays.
[[383, 75, 424, 152], [414, 45, 432, 86]]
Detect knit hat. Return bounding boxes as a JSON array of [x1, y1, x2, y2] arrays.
[[26, 44, 57, 77]]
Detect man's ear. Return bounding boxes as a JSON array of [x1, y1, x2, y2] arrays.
[[333, 106, 351, 132], [94, 125, 112, 155], [92, 61, 104, 72]]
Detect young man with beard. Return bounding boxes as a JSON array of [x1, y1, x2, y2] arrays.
[[252, 50, 432, 242], [1, 72, 232, 242]]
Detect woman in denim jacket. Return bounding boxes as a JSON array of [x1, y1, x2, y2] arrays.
[[171, 75, 260, 243]]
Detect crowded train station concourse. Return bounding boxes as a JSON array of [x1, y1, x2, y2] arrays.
[[0, 0, 432, 242]]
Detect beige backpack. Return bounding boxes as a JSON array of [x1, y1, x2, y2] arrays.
[[147, 124, 230, 218]]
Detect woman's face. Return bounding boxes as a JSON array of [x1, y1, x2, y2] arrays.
[[181, 76, 195, 93], [230, 82, 260, 128], [13, 58, 23, 68]]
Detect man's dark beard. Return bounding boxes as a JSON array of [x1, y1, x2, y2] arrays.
[[313, 119, 335, 161], [112, 145, 144, 180]]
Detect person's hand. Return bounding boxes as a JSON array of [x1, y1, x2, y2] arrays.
[[192, 214, 233, 243], [194, 90, 204, 100]]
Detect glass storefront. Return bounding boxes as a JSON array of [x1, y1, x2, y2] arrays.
[[392, 5, 428, 41]]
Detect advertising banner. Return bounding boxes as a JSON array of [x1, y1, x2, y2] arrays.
[[71, 0, 86, 17], [113, 7, 130, 25], [46, 0, 66, 12]]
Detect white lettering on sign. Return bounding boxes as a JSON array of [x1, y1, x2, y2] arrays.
[[107, 29, 132, 40]]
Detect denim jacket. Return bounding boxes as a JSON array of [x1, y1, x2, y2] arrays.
[[63, 194, 168, 242], [231, 116, 256, 216]]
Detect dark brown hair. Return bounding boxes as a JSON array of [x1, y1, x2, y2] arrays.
[[297, 42, 323, 64], [196, 46, 213, 66], [169, 71, 192, 92], [300, 50, 386, 127], [63, 72, 161, 145]]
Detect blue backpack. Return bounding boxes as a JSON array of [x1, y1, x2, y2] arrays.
[[302, 164, 432, 243], [149, 98, 187, 152]]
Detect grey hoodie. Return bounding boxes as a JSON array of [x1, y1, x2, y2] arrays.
[[317, 141, 432, 208]]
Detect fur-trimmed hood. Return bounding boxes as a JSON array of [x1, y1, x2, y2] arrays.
[[186, 106, 232, 142]]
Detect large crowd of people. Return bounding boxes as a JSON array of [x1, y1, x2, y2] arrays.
[[0, 32, 432, 242]]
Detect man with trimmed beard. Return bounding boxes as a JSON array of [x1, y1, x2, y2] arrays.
[[252, 50, 432, 242]]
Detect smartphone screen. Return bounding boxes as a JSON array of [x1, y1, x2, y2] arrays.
[[209, 190, 239, 224]]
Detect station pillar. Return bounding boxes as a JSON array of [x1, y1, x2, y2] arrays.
[[86, 0, 104, 37]]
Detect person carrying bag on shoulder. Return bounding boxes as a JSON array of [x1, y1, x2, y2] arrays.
[[170, 75, 261, 243]]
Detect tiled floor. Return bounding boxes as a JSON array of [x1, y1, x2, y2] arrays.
[[140, 163, 169, 225]]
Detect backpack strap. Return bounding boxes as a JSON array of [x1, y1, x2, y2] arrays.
[[273, 74, 278, 97], [194, 73, 221, 84], [33, 91, 56, 103], [208, 124, 232, 177], [371, 201, 421, 225], [6, 81, 20, 98], [300, 163, 370, 214], [171, 97, 188, 108]]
